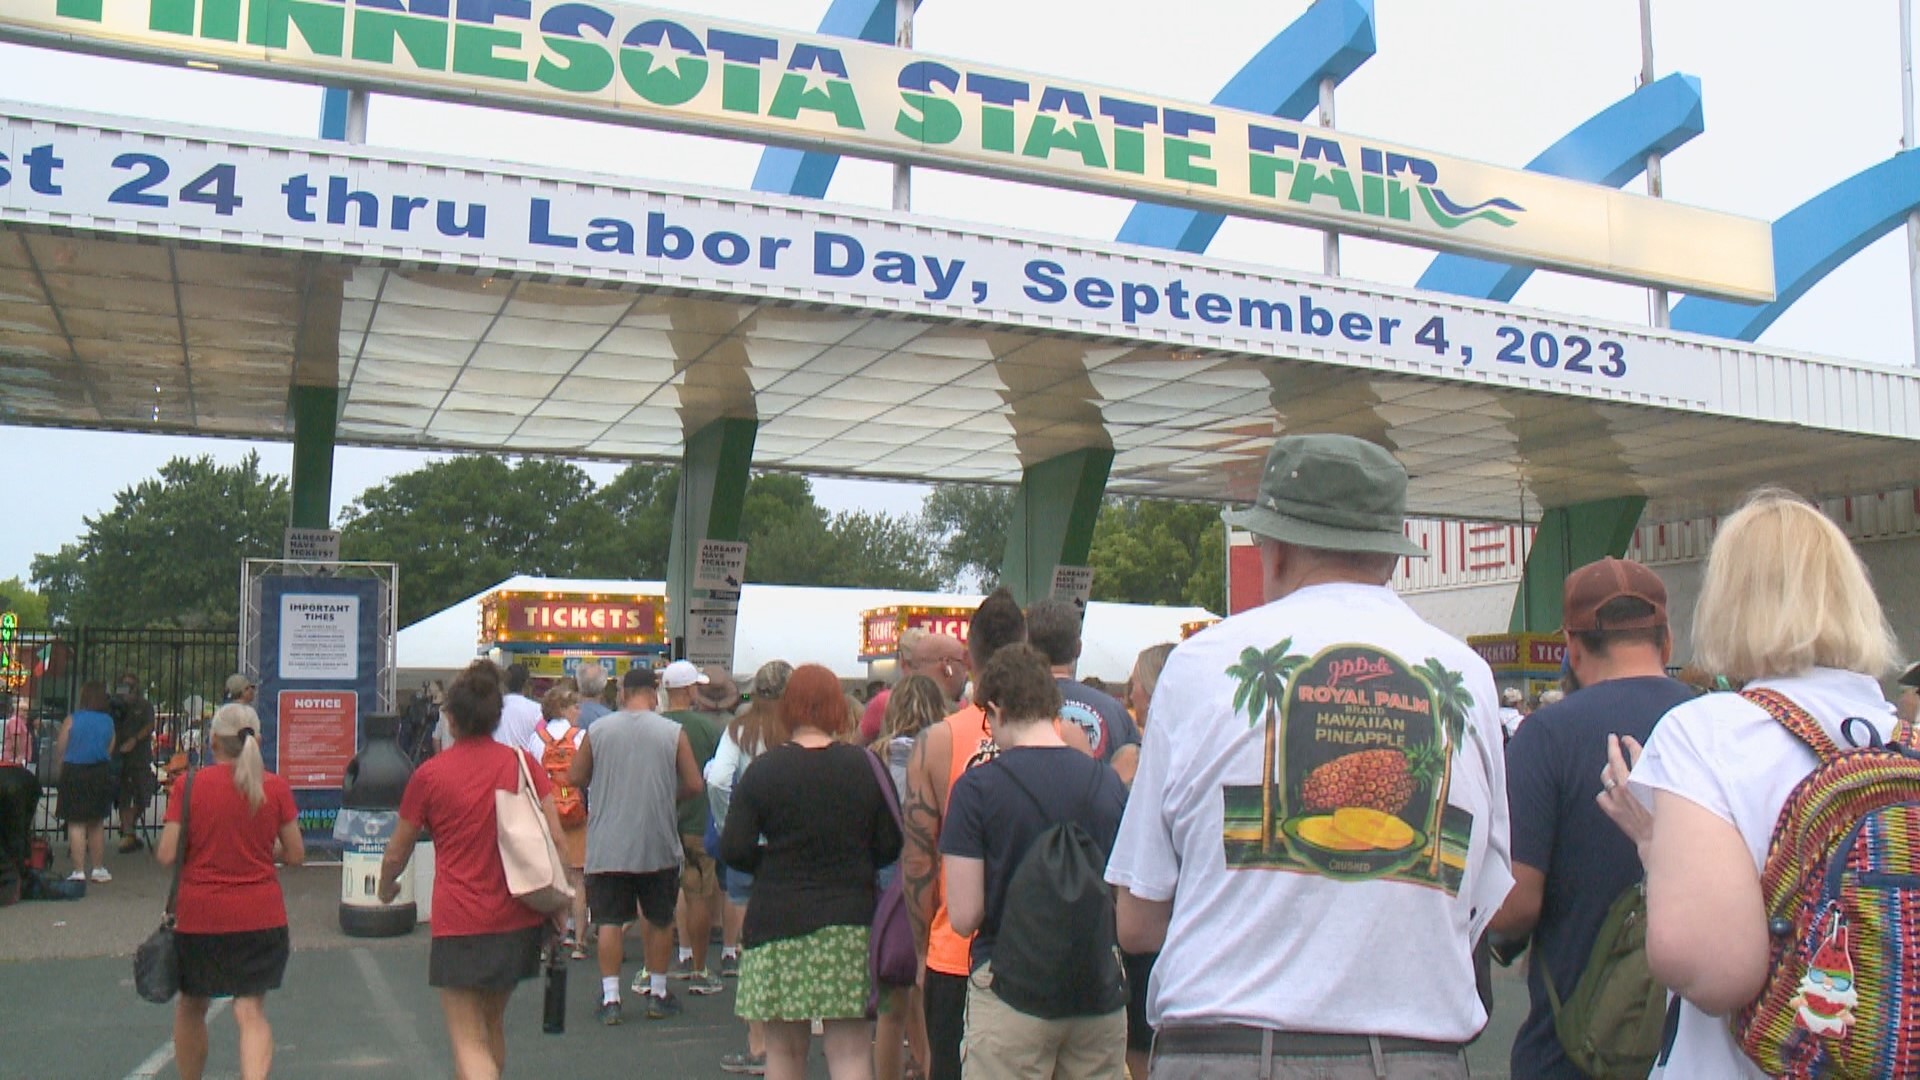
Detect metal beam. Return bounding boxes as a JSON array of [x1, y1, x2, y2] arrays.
[[1417, 73, 1704, 302], [1001, 447, 1113, 606], [1509, 495, 1646, 633], [1114, 0, 1376, 253], [751, 0, 922, 198], [1671, 150, 1920, 341], [288, 384, 339, 530], [666, 418, 758, 655]]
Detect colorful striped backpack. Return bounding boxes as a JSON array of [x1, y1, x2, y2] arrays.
[[1733, 689, 1920, 1079]]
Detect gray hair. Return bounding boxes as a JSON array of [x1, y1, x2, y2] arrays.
[[576, 661, 608, 696]]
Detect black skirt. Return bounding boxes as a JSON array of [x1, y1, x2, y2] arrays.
[[57, 762, 114, 823], [177, 926, 291, 998], [428, 926, 543, 992]]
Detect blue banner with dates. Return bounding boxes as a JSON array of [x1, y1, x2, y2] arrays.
[[0, 108, 1717, 404]]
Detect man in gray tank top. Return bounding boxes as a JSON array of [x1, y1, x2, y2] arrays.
[[569, 666, 704, 1024]]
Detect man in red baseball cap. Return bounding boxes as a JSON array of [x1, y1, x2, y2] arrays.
[[1488, 556, 1696, 1079]]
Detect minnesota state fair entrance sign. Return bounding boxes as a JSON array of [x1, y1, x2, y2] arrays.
[[1, 0, 1773, 301]]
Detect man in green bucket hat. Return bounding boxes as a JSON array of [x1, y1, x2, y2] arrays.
[[1105, 434, 1512, 1080]]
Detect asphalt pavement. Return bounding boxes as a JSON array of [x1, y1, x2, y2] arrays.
[[0, 851, 1527, 1078]]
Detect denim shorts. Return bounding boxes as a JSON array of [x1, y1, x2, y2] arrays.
[[725, 866, 753, 906]]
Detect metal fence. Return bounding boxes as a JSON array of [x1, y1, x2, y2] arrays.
[[5, 627, 238, 844]]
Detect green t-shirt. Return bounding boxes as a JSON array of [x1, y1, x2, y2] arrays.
[[665, 709, 725, 838]]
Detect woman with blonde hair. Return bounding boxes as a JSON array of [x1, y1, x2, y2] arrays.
[[871, 676, 944, 1080], [707, 660, 792, 1075], [158, 703, 304, 1080], [1599, 488, 1902, 1078], [1120, 641, 1173, 1080], [527, 684, 589, 959]]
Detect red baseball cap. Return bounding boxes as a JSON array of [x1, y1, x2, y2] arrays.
[[1563, 557, 1668, 632]]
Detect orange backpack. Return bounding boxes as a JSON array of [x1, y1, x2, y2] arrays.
[[535, 726, 587, 827]]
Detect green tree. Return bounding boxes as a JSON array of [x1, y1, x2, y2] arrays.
[[822, 510, 939, 590], [740, 473, 833, 586], [1226, 639, 1309, 854], [0, 578, 49, 626], [1088, 499, 1226, 608], [339, 455, 647, 626], [1413, 657, 1474, 877], [740, 474, 936, 589], [571, 462, 678, 581], [922, 484, 1013, 591], [29, 453, 289, 628]]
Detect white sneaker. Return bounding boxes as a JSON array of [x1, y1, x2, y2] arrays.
[[66, 870, 84, 883], [89, 867, 112, 883]]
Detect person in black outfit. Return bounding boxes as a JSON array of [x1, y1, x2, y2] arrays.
[[720, 663, 902, 1080], [941, 645, 1129, 1079], [111, 673, 156, 853]]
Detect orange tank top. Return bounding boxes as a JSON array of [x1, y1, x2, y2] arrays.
[[927, 704, 998, 976]]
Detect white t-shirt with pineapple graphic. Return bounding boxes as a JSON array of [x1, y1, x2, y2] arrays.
[[1106, 582, 1512, 1041]]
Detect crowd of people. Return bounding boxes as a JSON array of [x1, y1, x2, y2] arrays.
[[4, 431, 1917, 1080]]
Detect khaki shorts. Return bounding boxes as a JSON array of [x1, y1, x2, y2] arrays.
[[680, 835, 718, 901], [963, 961, 1127, 1080]]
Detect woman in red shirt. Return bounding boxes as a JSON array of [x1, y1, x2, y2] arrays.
[[378, 660, 563, 1080], [157, 703, 304, 1080]]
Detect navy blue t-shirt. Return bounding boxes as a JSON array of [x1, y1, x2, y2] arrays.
[[1056, 679, 1140, 763], [1506, 675, 1697, 1080], [940, 745, 1127, 970]]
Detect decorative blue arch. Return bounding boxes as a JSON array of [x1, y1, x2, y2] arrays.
[[750, 0, 922, 198], [1670, 150, 1920, 340], [1113, 0, 1376, 253], [1416, 73, 1704, 301]]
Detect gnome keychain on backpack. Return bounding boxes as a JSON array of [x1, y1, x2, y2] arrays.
[[1789, 916, 1857, 1040]]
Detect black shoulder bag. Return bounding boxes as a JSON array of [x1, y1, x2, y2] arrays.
[[134, 770, 191, 1004]]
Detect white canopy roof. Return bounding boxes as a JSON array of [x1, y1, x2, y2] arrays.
[[398, 575, 1216, 685]]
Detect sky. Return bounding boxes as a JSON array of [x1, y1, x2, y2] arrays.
[[0, 0, 1915, 583]]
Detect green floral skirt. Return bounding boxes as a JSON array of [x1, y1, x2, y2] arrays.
[[735, 924, 871, 1021]]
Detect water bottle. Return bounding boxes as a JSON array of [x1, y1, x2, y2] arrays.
[[542, 933, 568, 1034], [338, 713, 417, 937]]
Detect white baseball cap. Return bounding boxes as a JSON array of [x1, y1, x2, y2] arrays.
[[661, 660, 710, 690]]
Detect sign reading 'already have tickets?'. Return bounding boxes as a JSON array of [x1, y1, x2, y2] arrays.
[[5, 0, 1773, 301]]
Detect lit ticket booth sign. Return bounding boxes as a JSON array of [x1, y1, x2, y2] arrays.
[[479, 590, 671, 686], [858, 605, 975, 676], [1467, 632, 1567, 702]]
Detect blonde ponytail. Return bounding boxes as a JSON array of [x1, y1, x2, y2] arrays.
[[231, 732, 266, 811], [211, 702, 267, 811]]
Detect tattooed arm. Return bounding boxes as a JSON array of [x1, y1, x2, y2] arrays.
[[902, 721, 951, 964]]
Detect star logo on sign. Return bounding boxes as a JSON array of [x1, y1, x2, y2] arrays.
[[1390, 165, 1429, 189], [635, 32, 699, 81], [791, 57, 839, 96]]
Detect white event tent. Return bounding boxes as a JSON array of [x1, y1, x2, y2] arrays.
[[398, 576, 1216, 687]]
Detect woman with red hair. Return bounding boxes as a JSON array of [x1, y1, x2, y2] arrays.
[[721, 664, 902, 1080]]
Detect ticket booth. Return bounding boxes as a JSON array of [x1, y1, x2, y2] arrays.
[[859, 605, 974, 682], [478, 589, 672, 691], [1467, 632, 1567, 702]]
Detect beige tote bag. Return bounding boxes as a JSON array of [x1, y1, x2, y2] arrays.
[[495, 748, 575, 915]]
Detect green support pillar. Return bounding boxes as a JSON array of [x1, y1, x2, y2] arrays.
[[1509, 495, 1647, 632], [1001, 447, 1114, 607], [288, 384, 340, 530], [666, 418, 758, 657]]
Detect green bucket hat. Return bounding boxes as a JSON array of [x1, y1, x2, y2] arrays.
[[1222, 434, 1428, 558]]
